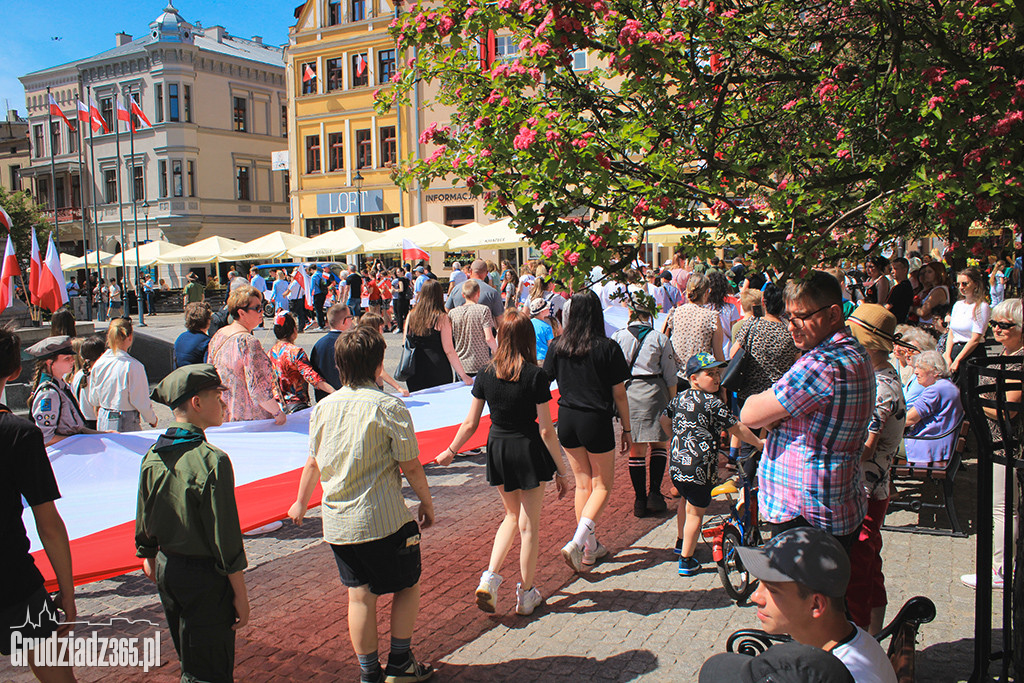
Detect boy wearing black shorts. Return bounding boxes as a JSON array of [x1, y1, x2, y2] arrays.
[[662, 353, 763, 576]]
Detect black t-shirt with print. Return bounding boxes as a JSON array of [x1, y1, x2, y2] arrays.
[[666, 389, 737, 487]]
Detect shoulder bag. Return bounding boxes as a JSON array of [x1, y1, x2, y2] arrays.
[[394, 335, 417, 382], [721, 318, 757, 392]]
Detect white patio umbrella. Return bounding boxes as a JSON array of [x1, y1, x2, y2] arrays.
[[363, 221, 466, 253], [288, 227, 378, 259], [156, 236, 245, 265], [62, 250, 116, 271], [221, 231, 312, 261], [645, 225, 728, 246], [448, 218, 526, 250], [100, 240, 182, 268]]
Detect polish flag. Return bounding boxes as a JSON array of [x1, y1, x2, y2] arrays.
[[116, 98, 131, 131], [402, 239, 429, 263], [292, 266, 315, 311], [48, 94, 74, 131], [76, 100, 91, 124], [303, 64, 317, 82], [37, 235, 69, 312], [0, 235, 21, 313], [129, 96, 152, 129], [29, 228, 42, 306], [0, 205, 12, 231], [90, 97, 109, 134], [355, 54, 367, 77]]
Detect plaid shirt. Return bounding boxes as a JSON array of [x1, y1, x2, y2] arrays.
[[758, 330, 874, 535]]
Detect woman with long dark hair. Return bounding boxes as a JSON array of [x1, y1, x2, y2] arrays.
[[544, 290, 632, 572], [439, 309, 569, 615], [403, 279, 473, 391]]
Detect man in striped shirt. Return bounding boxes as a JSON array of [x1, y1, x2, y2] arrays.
[[741, 270, 874, 551]]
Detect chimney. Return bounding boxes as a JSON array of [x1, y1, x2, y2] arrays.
[[208, 26, 226, 43], [252, 36, 262, 44], [116, 32, 133, 46]]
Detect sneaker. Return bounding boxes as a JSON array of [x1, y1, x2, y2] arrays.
[[243, 520, 283, 536], [961, 571, 1005, 590], [633, 496, 649, 518], [384, 656, 434, 683], [515, 584, 545, 616], [361, 667, 385, 683], [582, 541, 609, 567], [647, 492, 667, 514], [475, 571, 502, 613], [678, 556, 701, 576], [561, 540, 584, 573], [673, 538, 683, 556]]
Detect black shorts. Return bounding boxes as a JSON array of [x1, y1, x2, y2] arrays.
[[676, 482, 712, 508], [556, 406, 616, 453], [331, 521, 421, 595], [0, 586, 60, 656]]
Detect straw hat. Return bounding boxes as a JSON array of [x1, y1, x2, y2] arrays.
[[848, 304, 917, 353]]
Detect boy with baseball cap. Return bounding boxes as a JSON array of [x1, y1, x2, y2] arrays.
[[660, 352, 763, 576], [737, 527, 897, 683]]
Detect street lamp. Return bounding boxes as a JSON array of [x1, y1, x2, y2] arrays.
[[353, 170, 364, 230]]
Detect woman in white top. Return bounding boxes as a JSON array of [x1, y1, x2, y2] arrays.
[[88, 318, 158, 432], [946, 266, 991, 405], [105, 278, 122, 318]]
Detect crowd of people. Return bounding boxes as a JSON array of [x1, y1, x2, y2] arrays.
[[4, 245, 1021, 683]]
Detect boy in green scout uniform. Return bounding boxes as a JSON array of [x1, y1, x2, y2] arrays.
[[135, 363, 249, 683]]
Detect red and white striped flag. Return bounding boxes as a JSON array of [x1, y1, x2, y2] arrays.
[[115, 98, 131, 131], [402, 239, 429, 263], [355, 54, 367, 77], [28, 228, 42, 306], [0, 235, 21, 313], [0, 205, 12, 231], [129, 96, 152, 129], [90, 97, 109, 134], [37, 235, 69, 312], [303, 64, 317, 83], [293, 266, 315, 311], [48, 94, 74, 131], [76, 99, 91, 124]]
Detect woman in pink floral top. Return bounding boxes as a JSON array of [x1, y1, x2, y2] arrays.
[[270, 312, 334, 411], [207, 286, 287, 424]]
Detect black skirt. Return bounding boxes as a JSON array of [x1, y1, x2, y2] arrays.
[[486, 424, 557, 492]]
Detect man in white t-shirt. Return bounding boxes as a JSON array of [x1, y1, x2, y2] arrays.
[[737, 527, 897, 683]]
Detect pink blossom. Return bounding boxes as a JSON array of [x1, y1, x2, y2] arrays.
[[921, 67, 947, 85], [530, 42, 551, 58], [927, 96, 944, 109], [427, 145, 446, 163], [679, 0, 692, 7], [497, 0, 514, 8], [781, 99, 799, 111], [464, 6, 478, 19], [778, 179, 788, 190], [391, 73, 401, 83], [975, 197, 993, 213], [545, 111, 558, 121], [721, 8, 737, 17], [513, 126, 537, 150], [990, 110, 1023, 136], [953, 79, 971, 92], [541, 240, 559, 258], [618, 19, 642, 46], [588, 234, 606, 248], [474, 117, 491, 129], [480, 149, 492, 158], [596, 152, 611, 169], [500, 97, 510, 106], [545, 130, 561, 142], [836, 149, 851, 160], [419, 122, 440, 144], [633, 198, 649, 218], [564, 251, 581, 266], [437, 15, 454, 35], [835, 130, 845, 140], [815, 80, 838, 102]]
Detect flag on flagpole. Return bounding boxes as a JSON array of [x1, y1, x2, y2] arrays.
[[76, 100, 91, 124], [302, 64, 317, 83], [402, 239, 429, 263], [89, 97, 109, 134], [115, 98, 131, 131], [355, 54, 367, 77], [48, 94, 74, 130], [129, 96, 152, 129], [29, 228, 42, 306], [0, 235, 21, 313], [0, 205, 12, 231], [37, 235, 69, 312]]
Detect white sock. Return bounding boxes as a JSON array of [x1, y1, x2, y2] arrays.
[[572, 518, 596, 547]]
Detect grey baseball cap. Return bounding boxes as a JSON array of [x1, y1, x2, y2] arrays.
[[736, 527, 850, 598]]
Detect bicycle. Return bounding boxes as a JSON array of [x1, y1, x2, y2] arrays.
[[701, 452, 762, 603]]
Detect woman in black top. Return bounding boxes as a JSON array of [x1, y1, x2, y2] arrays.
[[543, 290, 632, 573], [402, 279, 472, 392], [439, 310, 568, 616]]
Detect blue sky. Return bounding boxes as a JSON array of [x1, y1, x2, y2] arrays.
[[0, 1, 296, 116]]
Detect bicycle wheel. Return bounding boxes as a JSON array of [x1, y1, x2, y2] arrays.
[[718, 524, 756, 603]]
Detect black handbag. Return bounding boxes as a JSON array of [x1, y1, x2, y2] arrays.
[[394, 336, 417, 382], [721, 318, 756, 392]]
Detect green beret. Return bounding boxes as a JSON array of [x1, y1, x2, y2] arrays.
[[25, 335, 74, 360], [151, 364, 224, 409]]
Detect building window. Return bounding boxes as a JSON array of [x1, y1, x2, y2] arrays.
[[326, 58, 344, 92], [49, 122, 61, 157], [301, 61, 318, 94], [380, 126, 396, 166], [37, 178, 49, 208], [155, 85, 164, 123], [71, 175, 81, 207], [350, 0, 365, 21], [158, 160, 168, 197], [172, 160, 183, 197], [378, 49, 396, 84], [445, 206, 475, 226], [232, 96, 247, 131], [100, 97, 114, 133], [54, 178, 65, 210], [104, 170, 117, 203], [305, 135, 321, 173], [360, 213, 399, 232], [169, 84, 179, 122], [236, 165, 250, 200], [351, 54, 368, 88], [328, 0, 342, 25], [9, 165, 20, 190], [355, 128, 372, 168], [132, 165, 144, 202], [495, 36, 519, 62], [184, 85, 192, 122], [283, 171, 290, 200], [33, 125, 44, 158], [68, 124, 78, 153], [281, 105, 288, 137], [187, 161, 196, 196], [328, 132, 345, 171], [571, 50, 587, 71]]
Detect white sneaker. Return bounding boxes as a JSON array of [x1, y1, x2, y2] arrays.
[[515, 584, 544, 616], [243, 520, 283, 536], [961, 571, 1005, 590], [561, 540, 584, 573], [582, 541, 608, 567], [475, 571, 502, 613]]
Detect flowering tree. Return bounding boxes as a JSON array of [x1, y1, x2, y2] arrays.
[[0, 188, 52, 275], [379, 0, 1023, 284]]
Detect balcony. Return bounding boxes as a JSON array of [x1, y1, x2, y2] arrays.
[[40, 207, 84, 223]]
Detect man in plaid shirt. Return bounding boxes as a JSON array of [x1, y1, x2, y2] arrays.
[[741, 271, 874, 551]]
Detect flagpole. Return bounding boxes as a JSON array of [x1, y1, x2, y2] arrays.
[[87, 85, 105, 322], [128, 102, 145, 326], [76, 109, 92, 321], [113, 93, 129, 317], [45, 87, 61, 250]]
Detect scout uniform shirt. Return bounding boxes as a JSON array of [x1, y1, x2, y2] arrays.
[[135, 422, 247, 574], [30, 372, 88, 444]]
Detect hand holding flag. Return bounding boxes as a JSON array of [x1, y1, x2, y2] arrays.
[[402, 239, 429, 263]]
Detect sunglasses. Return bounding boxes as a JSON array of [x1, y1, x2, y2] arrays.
[[239, 305, 263, 313], [992, 321, 1019, 330]]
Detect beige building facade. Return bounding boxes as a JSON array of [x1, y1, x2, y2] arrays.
[[0, 113, 31, 195]]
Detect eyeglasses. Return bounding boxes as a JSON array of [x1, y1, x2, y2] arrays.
[[787, 304, 831, 327], [239, 305, 263, 313], [957, 281, 972, 288], [992, 321, 1019, 330]]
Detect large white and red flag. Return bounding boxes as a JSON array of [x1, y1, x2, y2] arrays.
[[0, 205, 12, 231], [76, 100, 91, 124], [115, 98, 131, 131], [355, 54, 367, 77], [402, 239, 429, 263], [89, 96, 109, 134], [37, 235, 69, 312], [29, 228, 42, 305], [129, 96, 152, 129], [47, 94, 74, 131], [0, 235, 21, 313], [303, 64, 317, 83], [293, 265, 315, 311]]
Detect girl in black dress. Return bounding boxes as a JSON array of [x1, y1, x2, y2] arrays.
[[402, 279, 472, 391], [438, 309, 569, 616]]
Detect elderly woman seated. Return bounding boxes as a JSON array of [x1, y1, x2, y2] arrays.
[[903, 350, 965, 465], [893, 325, 938, 404]]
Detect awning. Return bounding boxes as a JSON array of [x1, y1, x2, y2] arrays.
[[100, 240, 182, 268], [221, 231, 312, 261], [61, 250, 116, 271], [156, 236, 246, 264], [448, 218, 526, 249], [288, 227, 379, 258], [363, 221, 466, 253]]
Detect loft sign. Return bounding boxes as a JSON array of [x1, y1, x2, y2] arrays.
[[316, 190, 384, 215]]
